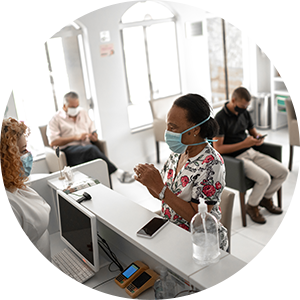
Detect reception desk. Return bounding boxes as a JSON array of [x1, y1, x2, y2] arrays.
[[48, 178, 246, 297]]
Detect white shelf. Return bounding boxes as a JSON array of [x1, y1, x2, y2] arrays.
[[271, 65, 288, 130], [274, 76, 300, 84], [274, 87, 300, 96]]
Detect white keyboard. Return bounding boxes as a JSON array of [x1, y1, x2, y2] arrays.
[[52, 248, 95, 283]]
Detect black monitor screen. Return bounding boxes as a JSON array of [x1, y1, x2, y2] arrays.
[[58, 194, 94, 265]]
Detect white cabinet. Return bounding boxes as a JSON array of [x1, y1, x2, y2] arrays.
[[270, 65, 288, 130]]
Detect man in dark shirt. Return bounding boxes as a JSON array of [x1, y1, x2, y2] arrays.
[[214, 87, 289, 224]]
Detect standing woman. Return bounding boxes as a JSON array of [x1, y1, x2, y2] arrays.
[[0, 118, 52, 300], [134, 94, 228, 251]]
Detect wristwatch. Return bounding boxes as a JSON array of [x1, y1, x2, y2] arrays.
[[159, 185, 168, 200]]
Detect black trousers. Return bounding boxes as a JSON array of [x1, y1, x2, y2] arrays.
[[62, 144, 117, 175]]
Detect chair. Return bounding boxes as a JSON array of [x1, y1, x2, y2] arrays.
[[222, 143, 282, 227], [149, 95, 181, 163], [38, 125, 109, 173], [285, 98, 300, 171], [219, 189, 235, 253]]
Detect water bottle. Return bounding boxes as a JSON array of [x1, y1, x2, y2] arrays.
[[154, 268, 176, 299], [190, 199, 220, 265]]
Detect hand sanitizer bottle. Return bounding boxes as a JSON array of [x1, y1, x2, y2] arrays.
[[190, 198, 220, 265]]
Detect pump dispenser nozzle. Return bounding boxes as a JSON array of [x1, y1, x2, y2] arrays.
[[198, 198, 207, 217]]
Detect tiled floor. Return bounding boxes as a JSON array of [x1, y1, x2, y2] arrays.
[[111, 126, 299, 264]]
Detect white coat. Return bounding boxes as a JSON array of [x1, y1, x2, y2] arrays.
[[0, 185, 52, 300]]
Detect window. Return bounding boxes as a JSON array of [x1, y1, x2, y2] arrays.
[[120, 1, 181, 130], [206, 16, 244, 106], [13, 24, 92, 156]]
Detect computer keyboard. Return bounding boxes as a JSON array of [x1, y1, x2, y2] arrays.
[[52, 248, 95, 283]]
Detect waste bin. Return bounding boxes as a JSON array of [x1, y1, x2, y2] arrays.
[[254, 93, 271, 129]]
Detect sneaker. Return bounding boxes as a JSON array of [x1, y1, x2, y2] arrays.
[[246, 204, 266, 224], [259, 197, 283, 214], [118, 171, 135, 184]]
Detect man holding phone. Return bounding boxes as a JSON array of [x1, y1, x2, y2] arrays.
[[47, 91, 134, 183], [214, 87, 289, 224]]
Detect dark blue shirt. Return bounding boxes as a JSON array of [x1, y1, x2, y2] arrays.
[[215, 102, 254, 157]]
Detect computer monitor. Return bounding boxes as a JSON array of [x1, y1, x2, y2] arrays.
[[56, 190, 100, 272]]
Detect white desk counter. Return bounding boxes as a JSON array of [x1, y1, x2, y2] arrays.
[[81, 185, 220, 279], [64, 183, 246, 291]]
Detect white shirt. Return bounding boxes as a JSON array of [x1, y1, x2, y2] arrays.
[[47, 108, 96, 149], [0, 185, 52, 300]]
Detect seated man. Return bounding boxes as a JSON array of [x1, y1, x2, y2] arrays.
[[47, 91, 134, 183], [214, 87, 289, 224]]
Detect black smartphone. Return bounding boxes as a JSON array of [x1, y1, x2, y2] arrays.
[[136, 217, 168, 238], [257, 134, 267, 140]]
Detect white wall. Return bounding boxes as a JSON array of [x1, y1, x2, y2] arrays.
[[275, 0, 300, 35], [0, 0, 274, 169]]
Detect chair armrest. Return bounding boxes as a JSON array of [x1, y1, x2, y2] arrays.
[[290, 120, 300, 146], [44, 147, 67, 173], [223, 155, 248, 192], [92, 140, 109, 158], [253, 142, 282, 162]]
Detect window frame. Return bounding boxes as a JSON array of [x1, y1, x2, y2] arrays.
[[120, 15, 182, 131], [3, 21, 94, 157], [205, 8, 250, 108]]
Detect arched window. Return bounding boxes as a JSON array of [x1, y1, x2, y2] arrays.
[[206, 0, 249, 107], [4, 11, 91, 155], [120, 1, 181, 130]]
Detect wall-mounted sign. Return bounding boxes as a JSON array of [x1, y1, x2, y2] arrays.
[[100, 43, 114, 57]]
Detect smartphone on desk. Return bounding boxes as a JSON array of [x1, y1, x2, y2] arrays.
[[136, 217, 168, 238]]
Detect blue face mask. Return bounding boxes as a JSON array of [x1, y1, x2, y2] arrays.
[[21, 152, 33, 177], [164, 116, 211, 154]]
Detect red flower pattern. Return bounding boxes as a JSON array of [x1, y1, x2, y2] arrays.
[[181, 175, 189, 187], [202, 155, 214, 164], [167, 169, 173, 179], [215, 181, 222, 190], [164, 208, 171, 219], [178, 223, 189, 231], [161, 147, 225, 244], [202, 184, 216, 197]]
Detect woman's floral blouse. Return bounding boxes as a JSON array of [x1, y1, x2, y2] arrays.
[[160, 143, 228, 251]]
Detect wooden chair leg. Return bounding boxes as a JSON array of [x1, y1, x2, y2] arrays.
[[277, 187, 282, 208], [239, 192, 247, 227], [156, 141, 160, 164], [288, 145, 293, 171]]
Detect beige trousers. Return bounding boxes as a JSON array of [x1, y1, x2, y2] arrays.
[[236, 148, 289, 206]]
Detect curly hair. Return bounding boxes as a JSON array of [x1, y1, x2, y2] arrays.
[[1, 118, 30, 191]]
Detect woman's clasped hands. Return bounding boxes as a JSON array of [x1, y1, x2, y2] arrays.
[[134, 163, 164, 195]]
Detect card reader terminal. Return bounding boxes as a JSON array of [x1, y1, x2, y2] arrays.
[[125, 269, 159, 299], [114, 261, 149, 288]]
